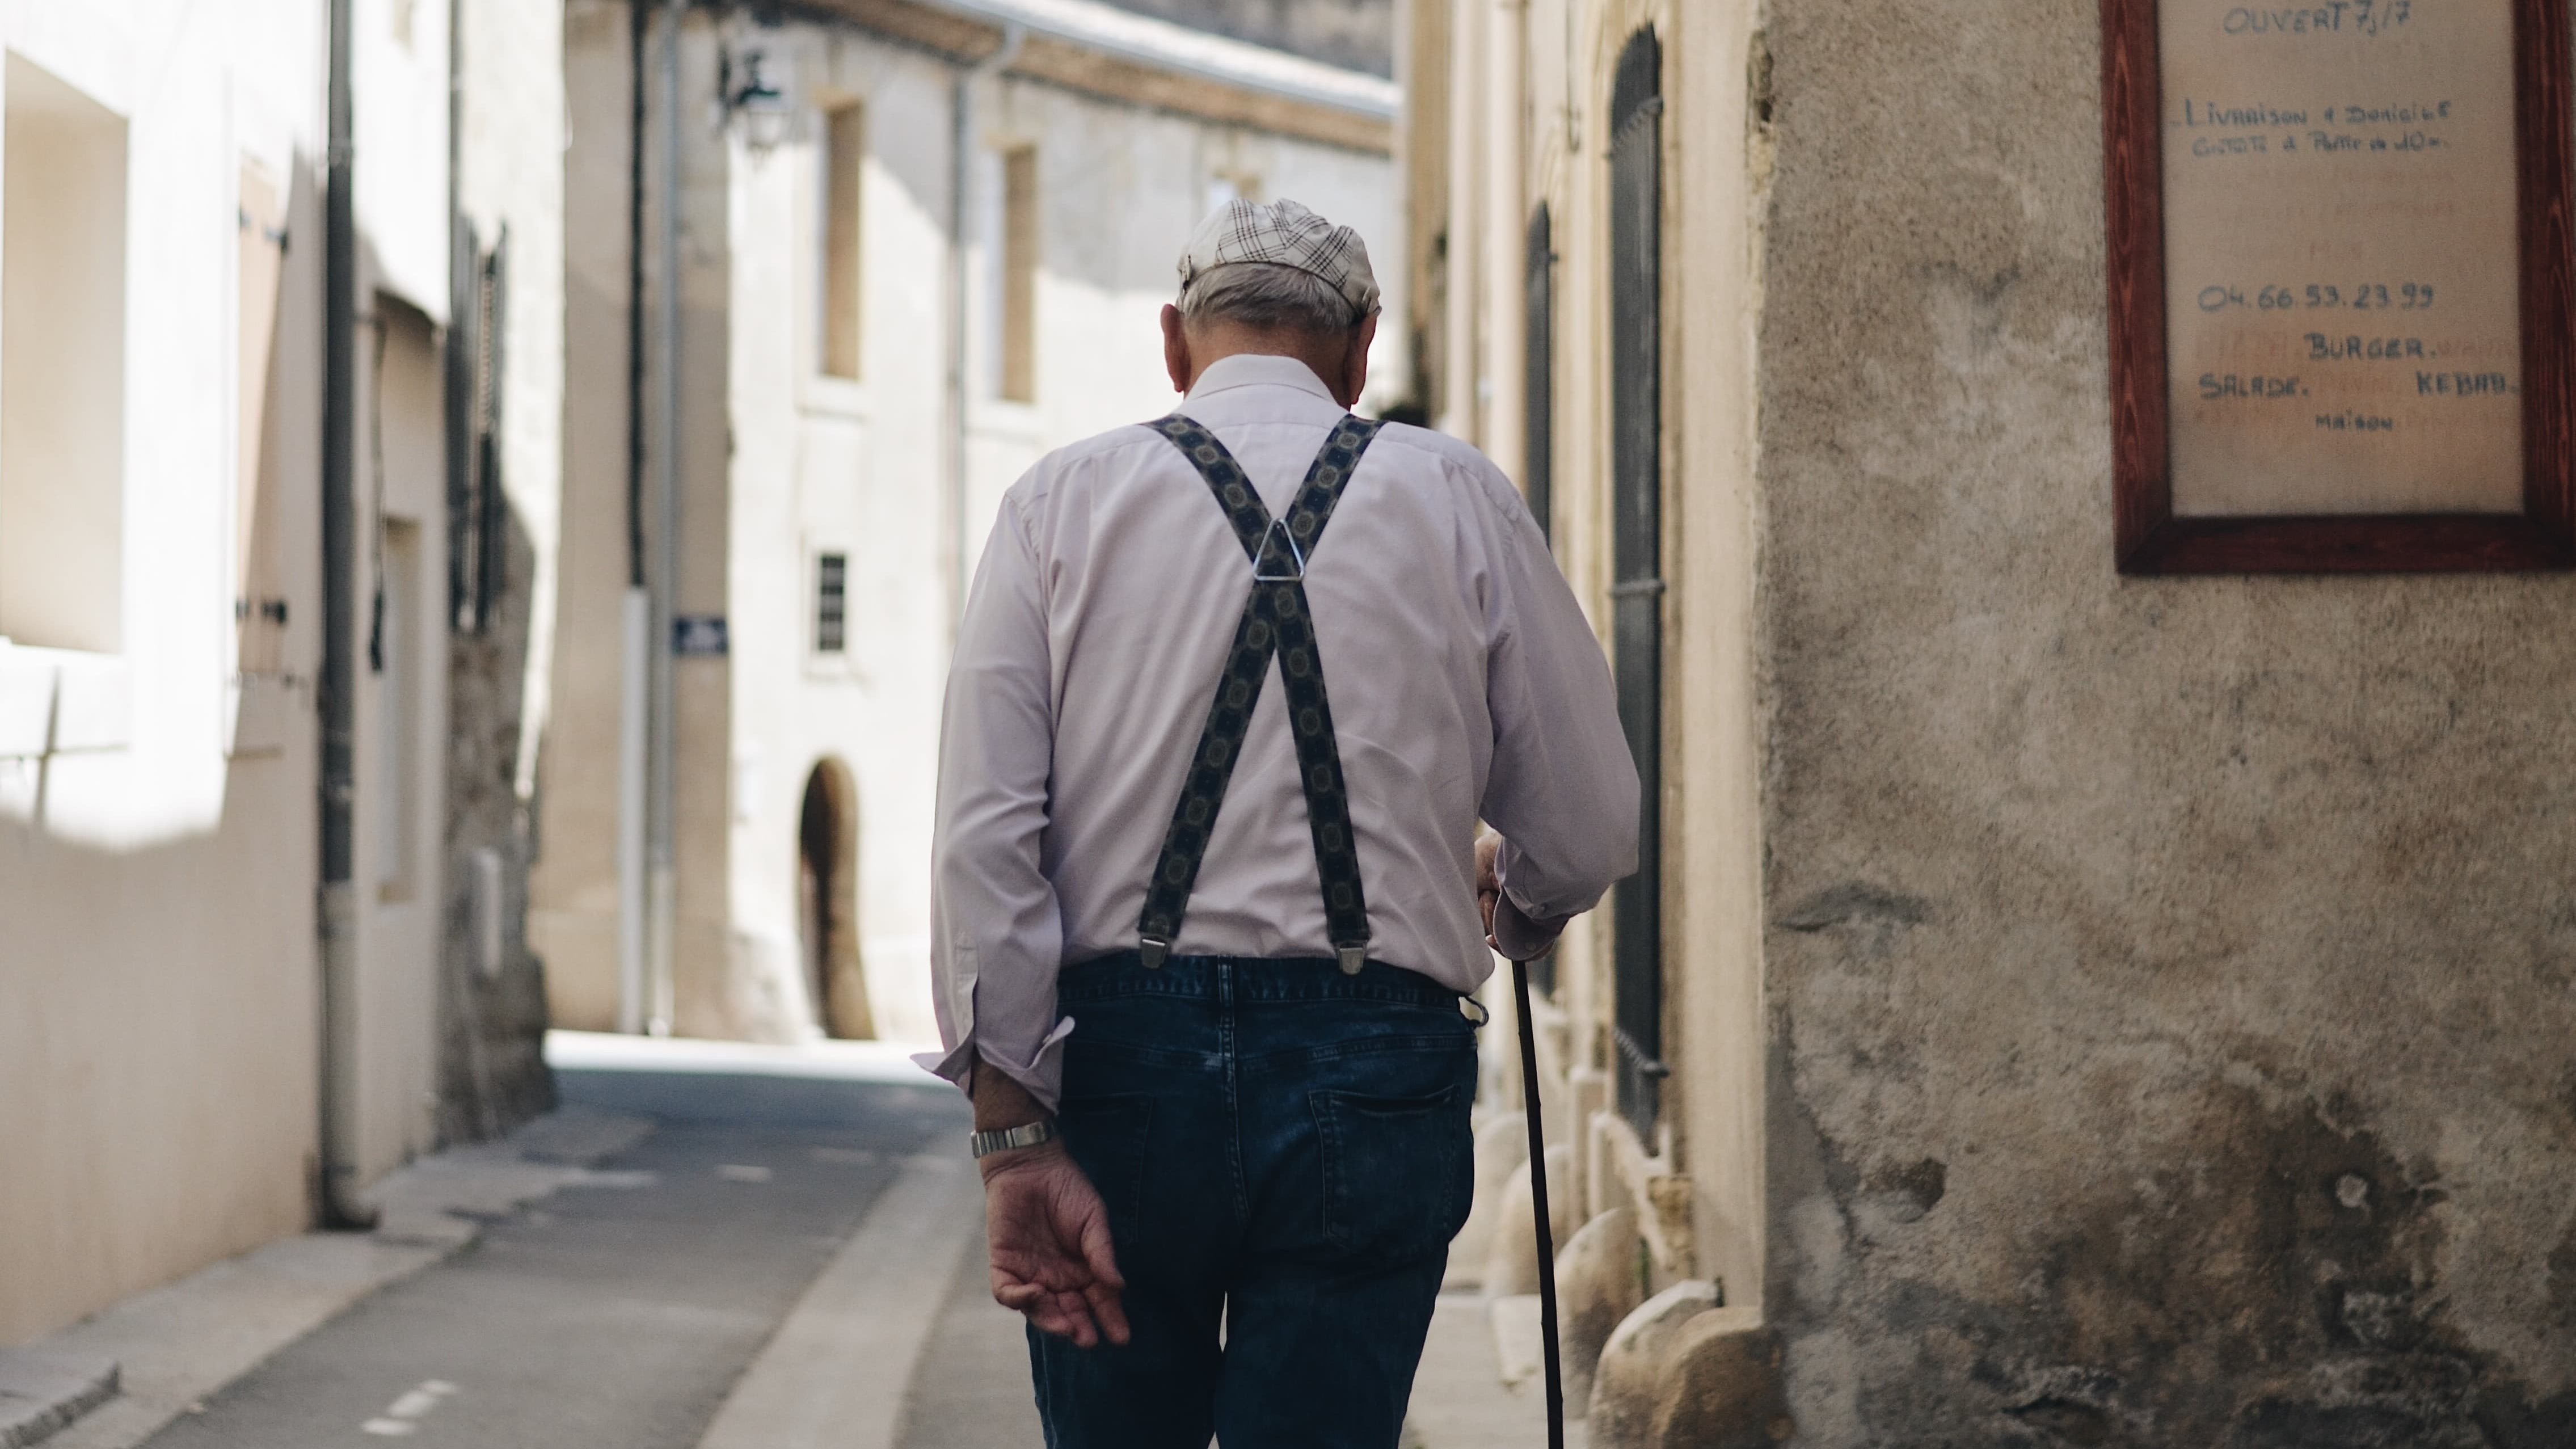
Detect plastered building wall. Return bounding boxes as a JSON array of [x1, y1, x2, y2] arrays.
[[0, 0, 328, 1345], [0, 0, 323, 1342], [1419, 0, 2576, 1437], [723, 25, 959, 1047], [538, 7, 741, 1039], [545, 6, 1404, 1047], [1755, 0, 2576, 1437], [1417, 0, 1769, 1303], [531, 0, 639, 1033], [1, 0, 526, 1345], [347, 0, 454, 1186]]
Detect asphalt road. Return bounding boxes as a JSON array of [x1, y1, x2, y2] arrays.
[[138, 1063, 967, 1449]]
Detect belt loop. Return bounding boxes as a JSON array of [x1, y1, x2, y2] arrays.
[[1140, 938, 1171, 971], [1336, 944, 1367, 976]]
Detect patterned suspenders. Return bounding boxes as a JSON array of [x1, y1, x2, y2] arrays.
[[1137, 413, 1384, 976]]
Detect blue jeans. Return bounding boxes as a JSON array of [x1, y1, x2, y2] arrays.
[[1028, 952, 1481, 1449]]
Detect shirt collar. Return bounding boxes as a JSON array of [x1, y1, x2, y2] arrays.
[[1183, 352, 1338, 406]]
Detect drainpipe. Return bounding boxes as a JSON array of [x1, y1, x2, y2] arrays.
[[947, 22, 1023, 629], [647, 0, 689, 1036], [317, 0, 377, 1230], [616, 0, 653, 1035]]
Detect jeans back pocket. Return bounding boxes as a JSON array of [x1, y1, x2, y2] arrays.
[[1310, 1082, 1473, 1266]]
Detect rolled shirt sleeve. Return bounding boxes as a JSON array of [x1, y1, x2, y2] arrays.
[[914, 492, 1076, 1113], [1472, 457, 1642, 925]]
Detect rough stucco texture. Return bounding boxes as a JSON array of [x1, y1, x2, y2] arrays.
[[1755, 1, 2576, 1443]]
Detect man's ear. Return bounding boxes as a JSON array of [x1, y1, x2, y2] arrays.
[[1337, 313, 1378, 410], [1162, 305, 1192, 395]]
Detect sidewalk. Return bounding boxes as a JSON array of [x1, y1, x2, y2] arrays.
[[8, 1105, 659, 1449]]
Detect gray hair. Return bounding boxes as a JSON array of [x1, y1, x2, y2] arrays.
[[1179, 262, 1365, 335]]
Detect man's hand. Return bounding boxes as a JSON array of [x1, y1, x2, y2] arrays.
[[1477, 833, 1507, 940], [971, 1064, 1129, 1349], [982, 1142, 1131, 1349], [1477, 831, 1571, 962]]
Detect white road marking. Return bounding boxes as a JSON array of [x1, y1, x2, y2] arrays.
[[579, 1170, 660, 1190], [361, 1379, 459, 1437], [693, 1155, 986, 1449], [718, 1164, 774, 1183]]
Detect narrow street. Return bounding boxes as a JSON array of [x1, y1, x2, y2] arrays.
[[71, 1041, 1540, 1449], [116, 1046, 1030, 1449]]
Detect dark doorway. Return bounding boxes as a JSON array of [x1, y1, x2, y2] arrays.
[[798, 759, 874, 1039]]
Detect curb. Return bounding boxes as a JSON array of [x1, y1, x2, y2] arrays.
[[0, 1354, 118, 1449]]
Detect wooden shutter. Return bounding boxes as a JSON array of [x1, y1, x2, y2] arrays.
[[1524, 203, 1555, 547]]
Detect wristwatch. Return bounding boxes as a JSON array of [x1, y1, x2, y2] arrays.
[[969, 1119, 1060, 1159]]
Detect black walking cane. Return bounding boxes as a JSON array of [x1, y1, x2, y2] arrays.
[[1510, 953, 1566, 1449]]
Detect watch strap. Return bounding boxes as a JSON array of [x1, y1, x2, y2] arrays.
[[969, 1119, 1059, 1159]]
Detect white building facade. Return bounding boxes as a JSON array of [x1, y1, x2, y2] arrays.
[[1, 0, 563, 1345], [538, 0, 1405, 1046]]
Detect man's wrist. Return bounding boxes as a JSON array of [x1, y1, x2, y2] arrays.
[[1489, 893, 1571, 961], [968, 1058, 1052, 1131], [971, 1119, 1061, 1159]]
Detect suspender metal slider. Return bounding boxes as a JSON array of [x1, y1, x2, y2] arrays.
[[1336, 944, 1367, 976], [1140, 937, 1172, 971], [1251, 519, 1306, 583]]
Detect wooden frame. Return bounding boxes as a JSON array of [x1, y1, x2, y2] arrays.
[[2102, 0, 2576, 573]]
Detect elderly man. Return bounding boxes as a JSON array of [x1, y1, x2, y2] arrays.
[[923, 199, 1637, 1448]]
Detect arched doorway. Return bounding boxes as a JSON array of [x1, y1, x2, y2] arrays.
[[798, 758, 875, 1039]]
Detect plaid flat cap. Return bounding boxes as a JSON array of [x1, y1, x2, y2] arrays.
[[1177, 199, 1381, 321]]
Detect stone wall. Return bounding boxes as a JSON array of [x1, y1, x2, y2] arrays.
[[1757, 0, 2576, 1440], [438, 0, 566, 1140]]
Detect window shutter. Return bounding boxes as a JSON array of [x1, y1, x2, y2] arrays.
[[1608, 26, 1667, 1138]]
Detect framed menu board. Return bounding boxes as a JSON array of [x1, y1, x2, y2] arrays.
[[2103, 0, 2576, 572]]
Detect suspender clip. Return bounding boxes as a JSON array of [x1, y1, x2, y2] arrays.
[[1336, 944, 1368, 976], [1139, 938, 1171, 971]]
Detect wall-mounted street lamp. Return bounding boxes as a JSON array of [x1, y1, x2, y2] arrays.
[[722, 49, 793, 154]]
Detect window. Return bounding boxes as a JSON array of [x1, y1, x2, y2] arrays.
[[0, 54, 128, 655], [820, 102, 865, 380], [1608, 27, 1666, 1138], [1000, 145, 1038, 403], [814, 552, 846, 654]]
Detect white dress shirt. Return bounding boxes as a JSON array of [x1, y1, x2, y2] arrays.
[[920, 354, 1638, 1110]]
